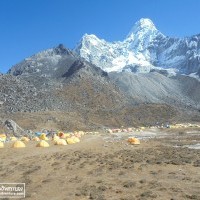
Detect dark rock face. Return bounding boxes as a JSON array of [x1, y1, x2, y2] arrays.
[[54, 44, 70, 55], [62, 60, 108, 78]]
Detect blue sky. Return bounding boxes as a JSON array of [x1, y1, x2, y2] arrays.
[[0, 0, 200, 73]]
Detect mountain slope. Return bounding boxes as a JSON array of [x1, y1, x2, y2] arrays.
[[1, 39, 200, 130], [109, 71, 200, 109], [75, 18, 200, 76], [3, 45, 125, 113]]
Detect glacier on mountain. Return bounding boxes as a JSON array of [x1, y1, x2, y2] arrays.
[[75, 18, 200, 76]]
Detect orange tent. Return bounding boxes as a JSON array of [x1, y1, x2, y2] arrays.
[[128, 137, 140, 145]]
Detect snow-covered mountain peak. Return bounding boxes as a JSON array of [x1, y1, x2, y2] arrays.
[[126, 18, 158, 38], [75, 18, 200, 76], [137, 18, 155, 27], [82, 33, 98, 39], [124, 18, 164, 56], [82, 34, 105, 44]]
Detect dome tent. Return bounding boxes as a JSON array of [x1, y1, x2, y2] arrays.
[[32, 137, 40, 141], [58, 132, 65, 138], [66, 138, 76, 144], [36, 140, 49, 147], [35, 132, 42, 136], [128, 137, 140, 145], [78, 131, 85, 136], [0, 134, 6, 142], [0, 141, 4, 148], [21, 137, 30, 142], [64, 133, 71, 138], [52, 135, 60, 142], [71, 136, 80, 143], [39, 133, 48, 140], [54, 139, 67, 145], [10, 137, 17, 141], [12, 141, 26, 148], [66, 136, 80, 144]]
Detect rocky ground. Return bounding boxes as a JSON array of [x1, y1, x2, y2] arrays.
[[0, 128, 199, 200]]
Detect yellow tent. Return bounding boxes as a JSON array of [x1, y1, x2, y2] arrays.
[[0, 134, 6, 142], [10, 137, 17, 141], [72, 136, 80, 143], [32, 137, 40, 141], [36, 140, 49, 147], [128, 137, 140, 145], [12, 141, 26, 148], [21, 137, 30, 142], [66, 138, 76, 144], [0, 134, 6, 138], [127, 128, 133, 132], [54, 139, 67, 145], [64, 133, 71, 138], [74, 132, 82, 138], [39, 133, 48, 140], [0, 141, 4, 148], [66, 136, 80, 144], [52, 135, 60, 141], [78, 131, 84, 136]]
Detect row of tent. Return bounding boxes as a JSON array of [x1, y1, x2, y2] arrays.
[[168, 123, 200, 129], [0, 131, 85, 148], [107, 123, 200, 133], [106, 127, 146, 133]]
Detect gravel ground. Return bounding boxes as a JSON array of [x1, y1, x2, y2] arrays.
[[0, 128, 199, 200]]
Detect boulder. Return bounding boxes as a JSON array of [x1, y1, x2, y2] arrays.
[[4, 119, 24, 137]]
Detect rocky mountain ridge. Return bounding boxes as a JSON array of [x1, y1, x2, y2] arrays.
[[3, 42, 200, 112], [1, 46, 130, 119]]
